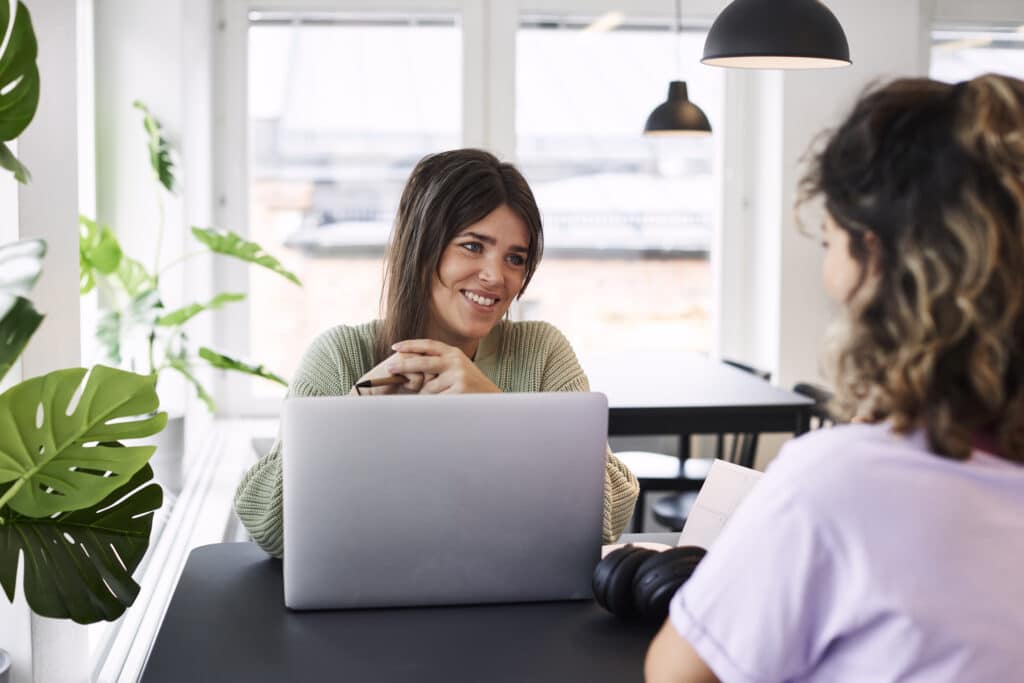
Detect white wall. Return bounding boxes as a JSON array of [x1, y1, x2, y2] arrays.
[[78, 0, 98, 369], [2, 2, 89, 681], [94, 0, 192, 415], [718, 0, 932, 389], [93, 0, 218, 430], [180, 0, 218, 462]]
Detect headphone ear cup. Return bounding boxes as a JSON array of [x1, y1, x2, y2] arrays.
[[592, 546, 633, 611], [631, 546, 707, 622], [592, 546, 656, 618]]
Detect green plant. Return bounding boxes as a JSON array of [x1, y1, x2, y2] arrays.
[[79, 101, 301, 411], [0, 239, 167, 625], [0, 2, 166, 626], [0, 0, 39, 183]]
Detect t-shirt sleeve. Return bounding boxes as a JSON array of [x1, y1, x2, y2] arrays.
[[668, 448, 843, 683]]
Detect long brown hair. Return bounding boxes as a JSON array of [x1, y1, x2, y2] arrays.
[[375, 149, 544, 362], [801, 74, 1024, 464]]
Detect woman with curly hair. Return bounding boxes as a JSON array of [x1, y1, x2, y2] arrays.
[[646, 73, 1024, 682]]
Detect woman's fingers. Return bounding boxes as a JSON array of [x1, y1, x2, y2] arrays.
[[385, 342, 496, 394], [392, 339, 457, 357], [420, 373, 453, 394], [401, 372, 426, 393], [387, 354, 447, 376]]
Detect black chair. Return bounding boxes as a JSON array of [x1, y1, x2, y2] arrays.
[[616, 360, 770, 533], [792, 382, 838, 429], [648, 379, 840, 532]]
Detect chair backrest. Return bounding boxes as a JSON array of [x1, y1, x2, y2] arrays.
[[719, 359, 772, 468], [792, 382, 838, 429]]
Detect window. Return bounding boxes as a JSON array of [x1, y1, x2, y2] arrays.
[[515, 15, 720, 356], [245, 10, 462, 399], [219, 2, 725, 413], [930, 26, 1024, 81]]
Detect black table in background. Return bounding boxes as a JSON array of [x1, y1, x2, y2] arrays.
[[584, 352, 814, 439], [142, 534, 678, 682]]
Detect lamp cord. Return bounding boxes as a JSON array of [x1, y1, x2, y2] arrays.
[[674, 0, 682, 78]]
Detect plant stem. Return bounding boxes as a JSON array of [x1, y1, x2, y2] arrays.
[[153, 188, 166, 275], [157, 249, 208, 277], [148, 330, 156, 376]]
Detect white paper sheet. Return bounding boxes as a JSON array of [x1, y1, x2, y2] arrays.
[[677, 459, 763, 549]]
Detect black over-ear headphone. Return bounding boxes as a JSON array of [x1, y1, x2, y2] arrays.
[[592, 545, 707, 622]]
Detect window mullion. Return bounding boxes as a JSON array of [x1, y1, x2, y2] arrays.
[[485, 0, 518, 160]]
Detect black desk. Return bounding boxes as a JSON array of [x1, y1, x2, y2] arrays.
[[142, 534, 677, 682], [585, 352, 814, 438]]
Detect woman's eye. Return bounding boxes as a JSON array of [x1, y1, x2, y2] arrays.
[[459, 242, 482, 254], [506, 254, 526, 267]]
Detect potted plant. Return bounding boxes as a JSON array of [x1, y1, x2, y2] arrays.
[[0, 237, 166, 630], [79, 101, 302, 490], [0, 14, 167, 676], [80, 100, 301, 409]]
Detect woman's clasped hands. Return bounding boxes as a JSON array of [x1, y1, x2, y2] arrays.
[[352, 339, 500, 396]]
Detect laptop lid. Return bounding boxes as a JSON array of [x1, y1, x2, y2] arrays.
[[282, 392, 608, 610]]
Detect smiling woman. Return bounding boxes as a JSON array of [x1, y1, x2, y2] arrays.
[[234, 149, 640, 557], [374, 149, 543, 366], [425, 206, 531, 357]]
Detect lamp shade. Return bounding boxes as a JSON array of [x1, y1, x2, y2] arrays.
[[643, 81, 712, 136], [702, 0, 851, 69]]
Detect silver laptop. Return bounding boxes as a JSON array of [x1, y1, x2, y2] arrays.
[[282, 391, 608, 610]]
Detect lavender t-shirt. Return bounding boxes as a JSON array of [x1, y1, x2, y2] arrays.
[[669, 423, 1024, 682]]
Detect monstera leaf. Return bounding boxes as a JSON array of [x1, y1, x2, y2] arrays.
[[156, 292, 245, 327], [114, 256, 155, 299], [0, 296, 42, 383], [0, 463, 163, 624], [199, 346, 287, 386], [0, 1, 40, 183], [133, 100, 176, 193], [95, 288, 163, 366], [79, 215, 123, 294], [191, 227, 301, 285], [0, 238, 45, 307], [165, 354, 216, 412], [0, 365, 167, 518], [0, 238, 46, 381]]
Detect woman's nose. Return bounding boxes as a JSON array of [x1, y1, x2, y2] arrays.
[[478, 256, 501, 284]]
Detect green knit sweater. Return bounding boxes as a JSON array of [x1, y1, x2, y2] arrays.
[[234, 319, 640, 558]]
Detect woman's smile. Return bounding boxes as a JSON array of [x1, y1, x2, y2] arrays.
[[461, 288, 500, 310]]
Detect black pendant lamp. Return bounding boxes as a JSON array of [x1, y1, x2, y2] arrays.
[[702, 0, 851, 69], [643, 0, 712, 136], [643, 81, 711, 135]]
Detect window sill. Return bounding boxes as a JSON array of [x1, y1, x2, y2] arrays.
[[93, 418, 277, 682]]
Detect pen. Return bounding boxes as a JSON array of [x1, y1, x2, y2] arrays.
[[354, 375, 406, 389]]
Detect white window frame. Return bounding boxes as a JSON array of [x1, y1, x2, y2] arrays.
[[214, 0, 743, 415], [932, 0, 1024, 27]]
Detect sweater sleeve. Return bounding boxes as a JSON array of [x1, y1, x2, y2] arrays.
[[537, 323, 639, 543], [233, 327, 363, 558]]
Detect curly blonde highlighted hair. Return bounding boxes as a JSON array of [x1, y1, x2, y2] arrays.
[[801, 74, 1024, 464]]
